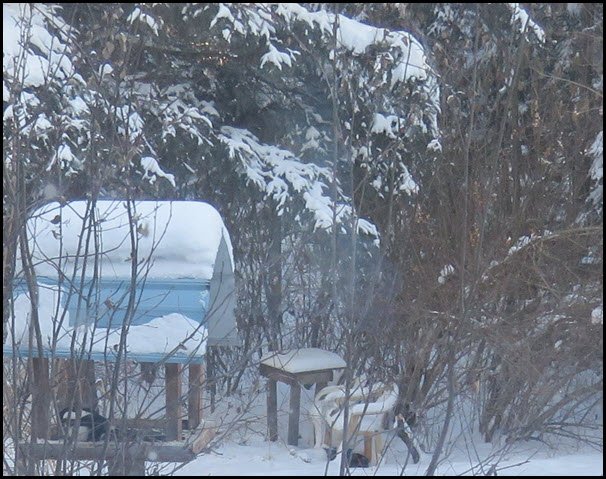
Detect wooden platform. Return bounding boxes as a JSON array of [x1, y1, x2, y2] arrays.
[[19, 419, 217, 476]]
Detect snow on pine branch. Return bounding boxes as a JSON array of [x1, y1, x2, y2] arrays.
[[209, 3, 275, 40], [507, 231, 550, 256], [3, 4, 81, 92], [4, 3, 91, 175], [219, 126, 378, 237], [438, 264, 455, 285], [273, 1, 441, 136], [141, 156, 176, 187], [208, 3, 442, 168], [507, 3, 545, 43], [260, 43, 296, 71], [116, 105, 145, 142], [127, 5, 162, 36], [273, 3, 430, 82], [127, 81, 216, 146], [209, 3, 440, 196], [209, 4, 294, 70], [209, 4, 437, 93], [587, 131, 603, 210]]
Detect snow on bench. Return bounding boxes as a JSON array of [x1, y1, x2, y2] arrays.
[[260, 348, 345, 374]]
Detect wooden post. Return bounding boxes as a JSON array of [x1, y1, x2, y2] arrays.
[[267, 378, 278, 441], [165, 363, 182, 441], [207, 347, 216, 413], [287, 383, 301, 446], [28, 357, 49, 475], [108, 450, 146, 476], [188, 363, 203, 429], [364, 435, 373, 463], [82, 359, 98, 410], [31, 357, 50, 440], [373, 434, 383, 464], [56, 358, 97, 411], [128, 458, 146, 476]]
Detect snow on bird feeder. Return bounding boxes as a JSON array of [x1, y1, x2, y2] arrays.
[[7, 200, 239, 364]]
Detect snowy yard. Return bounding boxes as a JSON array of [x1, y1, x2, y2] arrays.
[[170, 382, 603, 476], [175, 439, 603, 476], [4, 3, 602, 476]]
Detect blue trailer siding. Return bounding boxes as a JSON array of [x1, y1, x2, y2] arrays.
[[8, 277, 210, 364], [14, 277, 209, 328], [66, 278, 209, 328]]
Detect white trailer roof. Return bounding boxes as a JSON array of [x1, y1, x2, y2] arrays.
[[22, 200, 233, 281]]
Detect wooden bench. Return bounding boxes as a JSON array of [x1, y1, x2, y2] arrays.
[[260, 348, 346, 446], [19, 418, 216, 475]]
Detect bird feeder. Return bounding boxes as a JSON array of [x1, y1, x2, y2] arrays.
[[6, 200, 238, 474]]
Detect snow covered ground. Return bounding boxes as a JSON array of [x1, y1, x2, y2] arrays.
[[4, 366, 601, 476], [172, 433, 602, 476], [166, 383, 603, 476]]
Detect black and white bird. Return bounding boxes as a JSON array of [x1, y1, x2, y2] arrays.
[[59, 407, 114, 442]]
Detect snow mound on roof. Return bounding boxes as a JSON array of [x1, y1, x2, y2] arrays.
[[22, 200, 232, 280]]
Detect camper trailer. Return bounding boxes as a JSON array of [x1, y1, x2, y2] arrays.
[[5, 200, 238, 473], [8, 200, 239, 363]]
